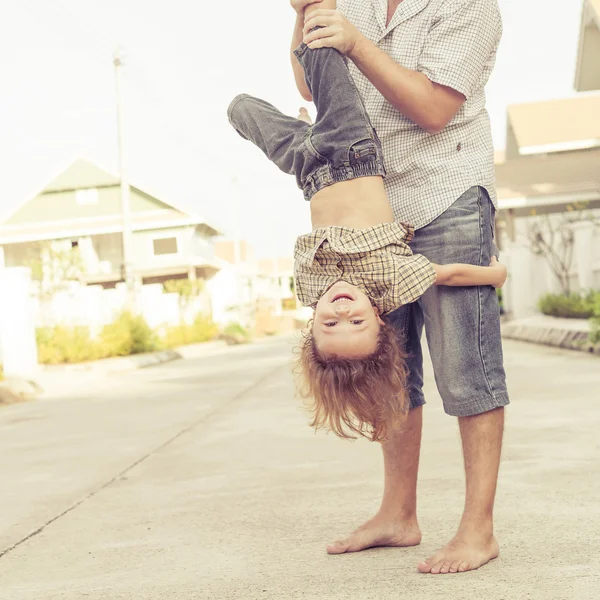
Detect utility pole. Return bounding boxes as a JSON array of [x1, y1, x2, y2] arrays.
[[113, 47, 136, 304]]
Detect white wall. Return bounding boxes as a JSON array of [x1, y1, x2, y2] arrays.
[[0, 268, 38, 376]]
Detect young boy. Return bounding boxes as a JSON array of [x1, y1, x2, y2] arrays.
[[227, 0, 506, 441]]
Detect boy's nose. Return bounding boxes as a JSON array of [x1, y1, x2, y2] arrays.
[[334, 304, 350, 315]]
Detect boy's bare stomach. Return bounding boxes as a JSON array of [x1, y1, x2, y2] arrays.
[[310, 176, 394, 230]]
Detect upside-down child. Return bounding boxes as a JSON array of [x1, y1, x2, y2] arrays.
[[227, 0, 506, 441]]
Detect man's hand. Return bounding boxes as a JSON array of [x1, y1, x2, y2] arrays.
[[489, 256, 507, 289], [302, 9, 362, 56], [290, 0, 323, 15]]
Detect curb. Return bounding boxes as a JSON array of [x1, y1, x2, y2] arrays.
[[1, 333, 301, 405], [502, 315, 600, 355], [39, 348, 183, 376]]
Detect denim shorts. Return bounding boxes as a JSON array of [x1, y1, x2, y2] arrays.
[[386, 186, 510, 417], [227, 39, 386, 201]]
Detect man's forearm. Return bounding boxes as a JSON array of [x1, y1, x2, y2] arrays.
[[291, 14, 313, 101], [348, 36, 463, 134]]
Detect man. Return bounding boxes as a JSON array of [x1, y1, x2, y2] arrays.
[[289, 0, 508, 575]]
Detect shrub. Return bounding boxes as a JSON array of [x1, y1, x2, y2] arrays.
[[281, 297, 297, 311], [538, 291, 597, 319], [590, 294, 600, 345], [36, 326, 101, 364], [36, 313, 157, 364], [100, 312, 158, 357], [162, 315, 219, 348], [221, 322, 251, 345]]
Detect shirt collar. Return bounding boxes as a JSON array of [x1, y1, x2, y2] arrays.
[[371, 0, 429, 40]]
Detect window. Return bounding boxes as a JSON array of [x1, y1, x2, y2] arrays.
[[75, 188, 99, 206], [153, 237, 178, 256]]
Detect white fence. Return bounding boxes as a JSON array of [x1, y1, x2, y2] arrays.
[[31, 282, 209, 332]]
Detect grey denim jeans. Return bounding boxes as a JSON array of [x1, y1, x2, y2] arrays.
[[386, 186, 510, 417], [227, 38, 386, 201]]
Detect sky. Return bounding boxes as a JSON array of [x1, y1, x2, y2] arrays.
[[0, 0, 583, 257]]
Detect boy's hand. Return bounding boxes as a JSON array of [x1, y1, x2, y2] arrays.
[[303, 9, 362, 56], [297, 107, 313, 124], [291, 0, 322, 15], [489, 256, 507, 289]]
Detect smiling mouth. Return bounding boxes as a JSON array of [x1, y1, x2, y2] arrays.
[[331, 293, 354, 303]]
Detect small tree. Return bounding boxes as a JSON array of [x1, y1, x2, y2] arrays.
[[25, 241, 86, 325], [163, 278, 204, 323], [527, 202, 599, 295]]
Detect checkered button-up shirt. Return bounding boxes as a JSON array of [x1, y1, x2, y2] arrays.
[[294, 222, 437, 314], [338, 0, 502, 228]]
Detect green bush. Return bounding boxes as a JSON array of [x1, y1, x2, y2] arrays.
[[538, 291, 597, 319], [590, 294, 600, 345], [221, 322, 251, 345], [36, 326, 101, 364], [34, 313, 223, 365], [100, 312, 158, 357], [36, 312, 158, 364], [162, 315, 219, 348]]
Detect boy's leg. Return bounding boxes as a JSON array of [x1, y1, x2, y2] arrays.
[[227, 94, 313, 190], [294, 40, 384, 174], [305, 0, 337, 18]]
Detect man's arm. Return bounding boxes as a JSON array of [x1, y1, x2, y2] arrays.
[[303, 1, 501, 134], [348, 39, 465, 135], [290, 0, 328, 101]]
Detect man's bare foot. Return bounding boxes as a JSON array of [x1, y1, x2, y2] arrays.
[[297, 107, 312, 124], [327, 513, 422, 555], [417, 529, 499, 574]]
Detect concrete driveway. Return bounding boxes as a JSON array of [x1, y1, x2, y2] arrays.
[[0, 336, 598, 599]]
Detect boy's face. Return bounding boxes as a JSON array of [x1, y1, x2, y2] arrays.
[[313, 281, 384, 358]]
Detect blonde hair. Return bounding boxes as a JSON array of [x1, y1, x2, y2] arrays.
[[295, 324, 409, 442]]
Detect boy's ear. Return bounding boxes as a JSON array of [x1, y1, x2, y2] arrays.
[[373, 304, 385, 326]]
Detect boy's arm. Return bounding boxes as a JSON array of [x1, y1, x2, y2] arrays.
[[290, 0, 325, 101], [291, 12, 313, 101], [433, 257, 507, 289]]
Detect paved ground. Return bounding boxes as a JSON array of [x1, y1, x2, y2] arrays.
[[0, 335, 599, 599]]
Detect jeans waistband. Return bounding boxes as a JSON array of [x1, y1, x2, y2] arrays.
[[302, 160, 387, 201]]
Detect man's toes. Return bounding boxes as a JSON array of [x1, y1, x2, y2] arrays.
[[439, 561, 453, 574], [449, 560, 461, 573], [430, 560, 445, 574], [417, 560, 433, 574], [458, 561, 471, 572], [326, 540, 349, 555]]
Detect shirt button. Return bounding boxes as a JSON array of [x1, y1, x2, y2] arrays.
[[456, 143, 462, 152]]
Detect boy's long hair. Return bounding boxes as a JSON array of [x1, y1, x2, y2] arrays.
[[295, 323, 409, 442]]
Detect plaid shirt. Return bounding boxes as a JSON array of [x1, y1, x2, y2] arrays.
[[294, 222, 437, 314], [338, 0, 502, 228]]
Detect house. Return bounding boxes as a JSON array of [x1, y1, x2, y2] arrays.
[[0, 158, 222, 288], [494, 2, 600, 318], [574, 0, 600, 92], [210, 239, 305, 332]]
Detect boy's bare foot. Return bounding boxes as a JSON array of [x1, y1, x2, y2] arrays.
[[297, 107, 312, 124], [326, 513, 422, 554], [417, 527, 499, 574]]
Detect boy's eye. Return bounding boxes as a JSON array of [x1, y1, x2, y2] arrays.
[[324, 321, 338, 327], [351, 320, 364, 325]]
